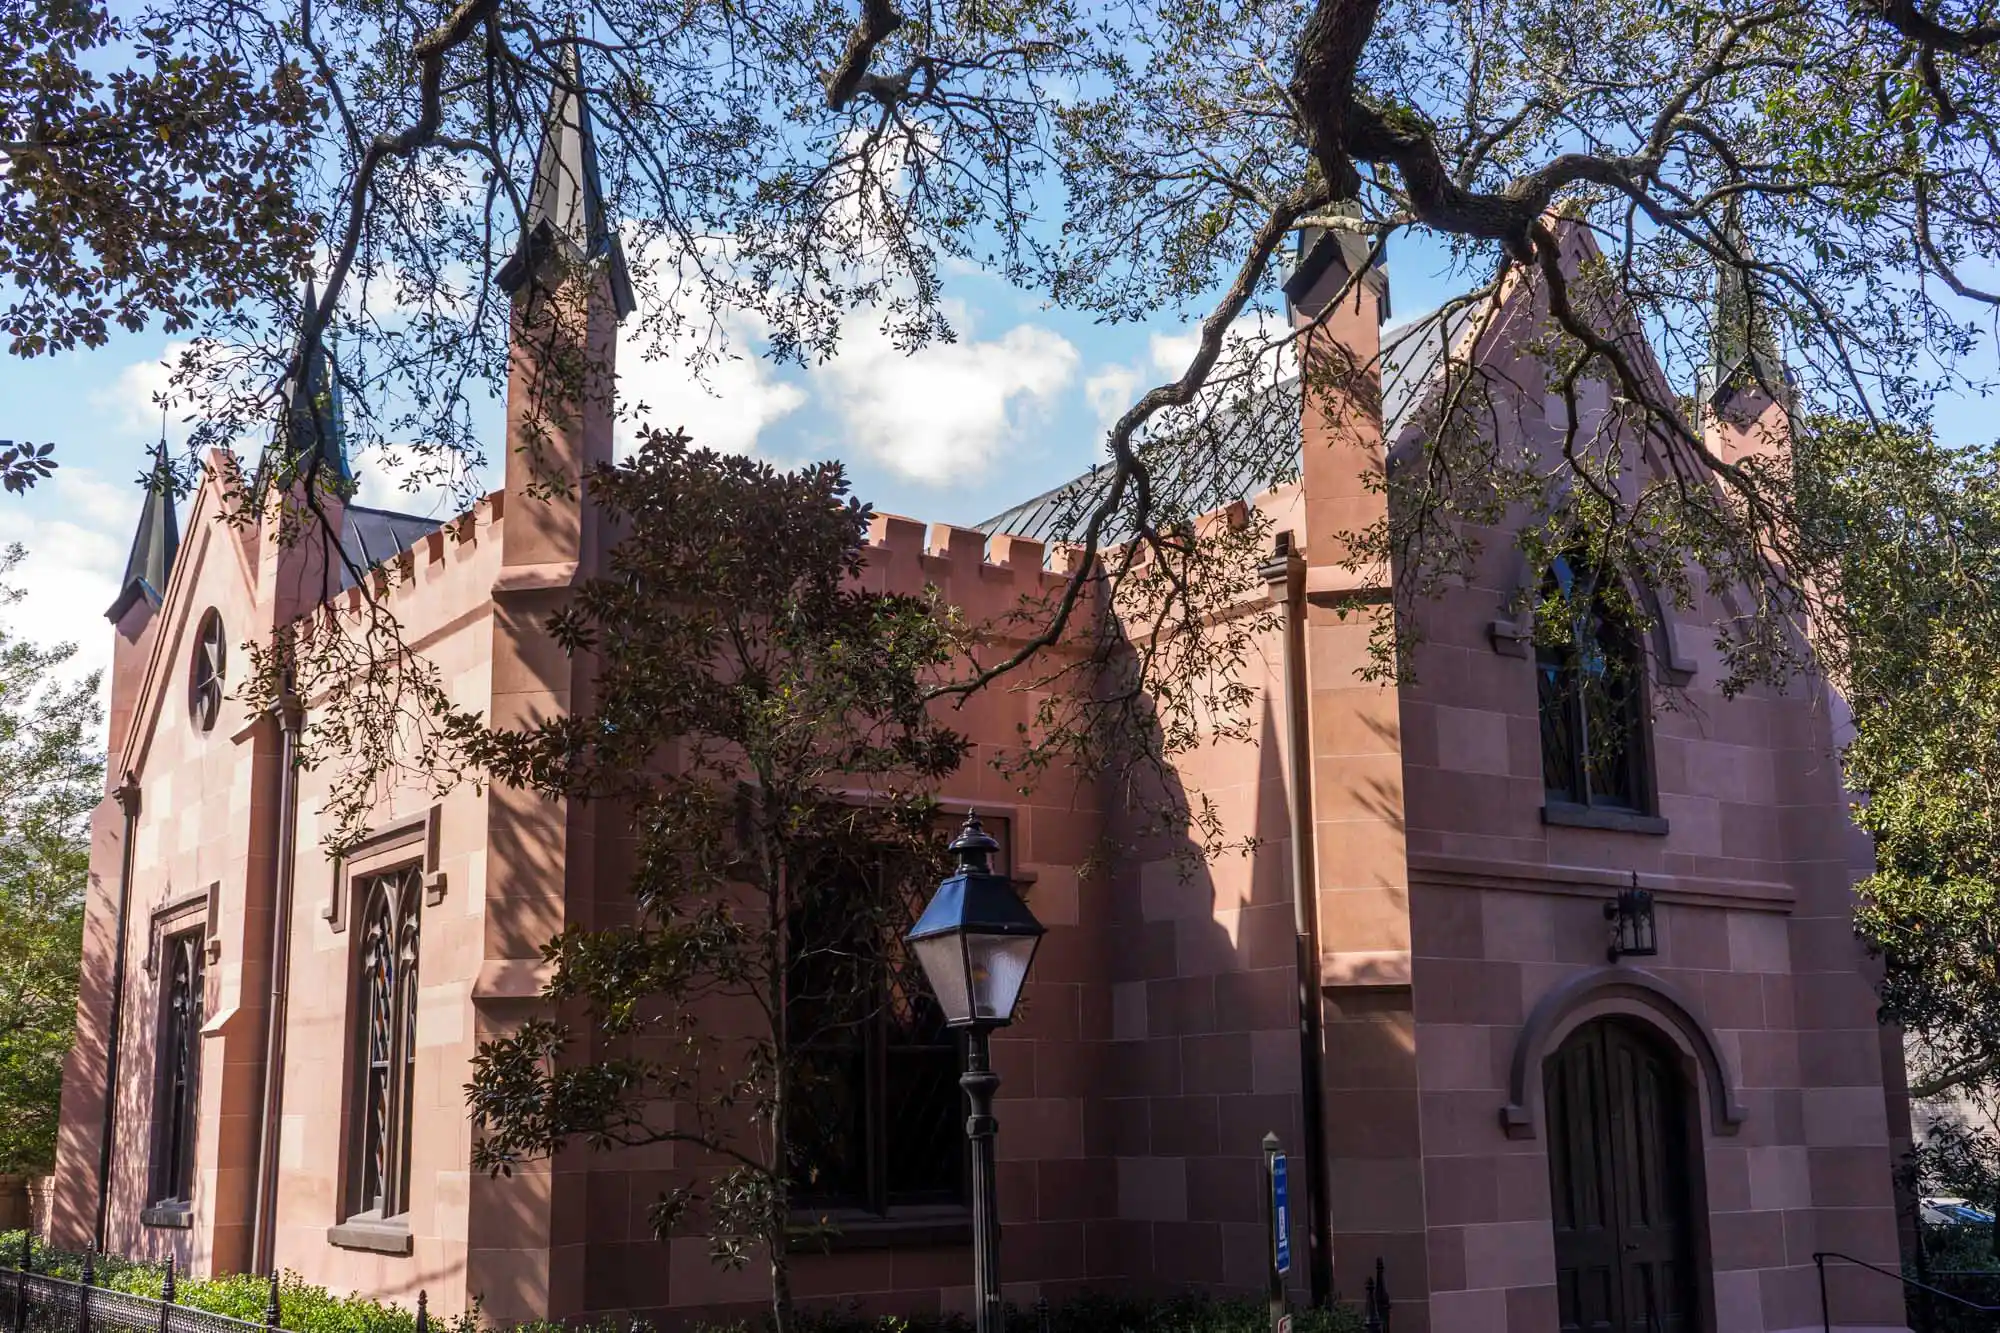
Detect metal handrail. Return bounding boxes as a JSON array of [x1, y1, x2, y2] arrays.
[[1815, 1250, 2000, 1331]]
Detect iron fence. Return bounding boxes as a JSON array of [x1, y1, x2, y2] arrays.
[[1816, 1250, 2000, 1332], [0, 1242, 429, 1333]]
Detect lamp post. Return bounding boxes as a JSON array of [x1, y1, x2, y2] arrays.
[[908, 813, 1046, 1333]]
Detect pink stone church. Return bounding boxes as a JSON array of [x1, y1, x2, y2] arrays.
[[48, 65, 1915, 1333]]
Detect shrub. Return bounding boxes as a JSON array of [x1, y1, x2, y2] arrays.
[[1, 1235, 1368, 1333], [0, 1234, 477, 1333]]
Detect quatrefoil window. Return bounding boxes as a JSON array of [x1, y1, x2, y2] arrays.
[[189, 610, 227, 733]]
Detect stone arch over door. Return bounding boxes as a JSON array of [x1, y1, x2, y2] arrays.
[[1500, 965, 1747, 1141]]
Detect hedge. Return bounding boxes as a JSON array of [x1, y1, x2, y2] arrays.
[[0, 1234, 472, 1333], [0, 1236, 1367, 1333]]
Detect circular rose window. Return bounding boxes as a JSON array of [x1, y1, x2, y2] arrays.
[[189, 610, 227, 732]]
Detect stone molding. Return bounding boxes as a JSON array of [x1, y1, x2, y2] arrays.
[[1487, 548, 1698, 686], [1500, 964, 1747, 1140], [1408, 851, 1794, 913], [322, 806, 440, 931]]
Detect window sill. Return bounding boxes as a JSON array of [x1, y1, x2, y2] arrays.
[[140, 1205, 192, 1230], [327, 1218, 413, 1256], [787, 1205, 972, 1252], [1542, 802, 1669, 835]]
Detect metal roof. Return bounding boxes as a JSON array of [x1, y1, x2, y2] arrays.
[[338, 504, 445, 589], [977, 302, 1479, 545]]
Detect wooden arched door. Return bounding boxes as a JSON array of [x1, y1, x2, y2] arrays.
[[1544, 1018, 1701, 1332]]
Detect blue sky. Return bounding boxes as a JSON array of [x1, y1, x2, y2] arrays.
[[1, 225, 1994, 715]]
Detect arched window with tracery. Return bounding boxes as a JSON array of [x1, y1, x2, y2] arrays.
[[1536, 554, 1652, 813], [351, 865, 421, 1219], [150, 930, 204, 1207]]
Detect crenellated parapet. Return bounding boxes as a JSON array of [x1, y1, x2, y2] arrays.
[[861, 512, 1091, 639]]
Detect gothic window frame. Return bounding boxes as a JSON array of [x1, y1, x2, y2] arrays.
[[784, 814, 1009, 1232], [148, 926, 206, 1212], [188, 609, 227, 733], [344, 862, 423, 1225], [1536, 555, 1660, 825]]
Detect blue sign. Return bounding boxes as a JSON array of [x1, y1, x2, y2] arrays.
[[1271, 1153, 1291, 1275]]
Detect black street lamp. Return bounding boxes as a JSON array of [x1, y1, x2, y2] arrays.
[[908, 813, 1045, 1333]]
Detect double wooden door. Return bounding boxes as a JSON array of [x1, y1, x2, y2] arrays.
[[1545, 1019, 1701, 1333]]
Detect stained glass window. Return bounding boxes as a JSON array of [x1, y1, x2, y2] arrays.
[[151, 930, 205, 1205], [1537, 556, 1649, 811], [351, 865, 421, 1218]]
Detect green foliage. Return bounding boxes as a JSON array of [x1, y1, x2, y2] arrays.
[[1796, 417, 2000, 1214], [463, 436, 969, 1333], [0, 1234, 478, 1333], [1800, 420, 2000, 1126], [0, 544, 103, 1173], [0, 0, 321, 361]]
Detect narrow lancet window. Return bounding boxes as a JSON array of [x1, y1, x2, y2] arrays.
[[351, 865, 421, 1219]]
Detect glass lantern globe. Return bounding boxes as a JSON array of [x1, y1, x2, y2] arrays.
[[908, 814, 1045, 1029]]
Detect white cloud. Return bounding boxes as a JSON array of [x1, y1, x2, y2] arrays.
[[352, 443, 479, 516], [0, 466, 141, 713], [1081, 320, 1296, 437], [616, 314, 807, 458], [95, 341, 202, 445], [1085, 364, 1143, 431], [821, 318, 1079, 485], [1084, 328, 1204, 433]]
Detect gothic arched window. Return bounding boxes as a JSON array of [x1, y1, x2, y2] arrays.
[[351, 865, 421, 1219], [151, 930, 205, 1207], [1536, 555, 1651, 813]]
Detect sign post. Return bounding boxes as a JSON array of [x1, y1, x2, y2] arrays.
[[1262, 1133, 1291, 1333]]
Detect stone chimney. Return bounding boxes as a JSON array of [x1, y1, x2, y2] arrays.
[[1284, 220, 1392, 578], [1281, 220, 1430, 1311]]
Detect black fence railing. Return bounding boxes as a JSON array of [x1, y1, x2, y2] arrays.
[[1360, 1257, 1390, 1333], [1816, 1250, 2000, 1332], [0, 1243, 429, 1333]]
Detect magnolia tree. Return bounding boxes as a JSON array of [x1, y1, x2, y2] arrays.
[[461, 436, 969, 1330]]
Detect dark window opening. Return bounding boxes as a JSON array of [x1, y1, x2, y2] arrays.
[[350, 864, 421, 1220], [1537, 555, 1650, 812], [150, 930, 205, 1206], [785, 817, 1008, 1216]]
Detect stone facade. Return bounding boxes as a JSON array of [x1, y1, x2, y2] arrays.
[[45, 78, 1913, 1333]]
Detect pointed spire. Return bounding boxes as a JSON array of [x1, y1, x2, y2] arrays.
[[495, 41, 636, 320], [284, 279, 351, 489], [105, 439, 180, 623], [1708, 205, 1786, 407]]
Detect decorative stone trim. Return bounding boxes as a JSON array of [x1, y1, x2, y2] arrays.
[[1407, 851, 1793, 913], [1320, 949, 1412, 989], [1500, 965, 1747, 1140], [145, 885, 218, 976], [786, 1206, 972, 1252], [323, 807, 441, 930], [1541, 801, 1670, 836], [1488, 551, 1698, 685], [327, 1218, 413, 1256]]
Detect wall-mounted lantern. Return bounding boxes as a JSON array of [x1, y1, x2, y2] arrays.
[[1605, 874, 1658, 961]]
